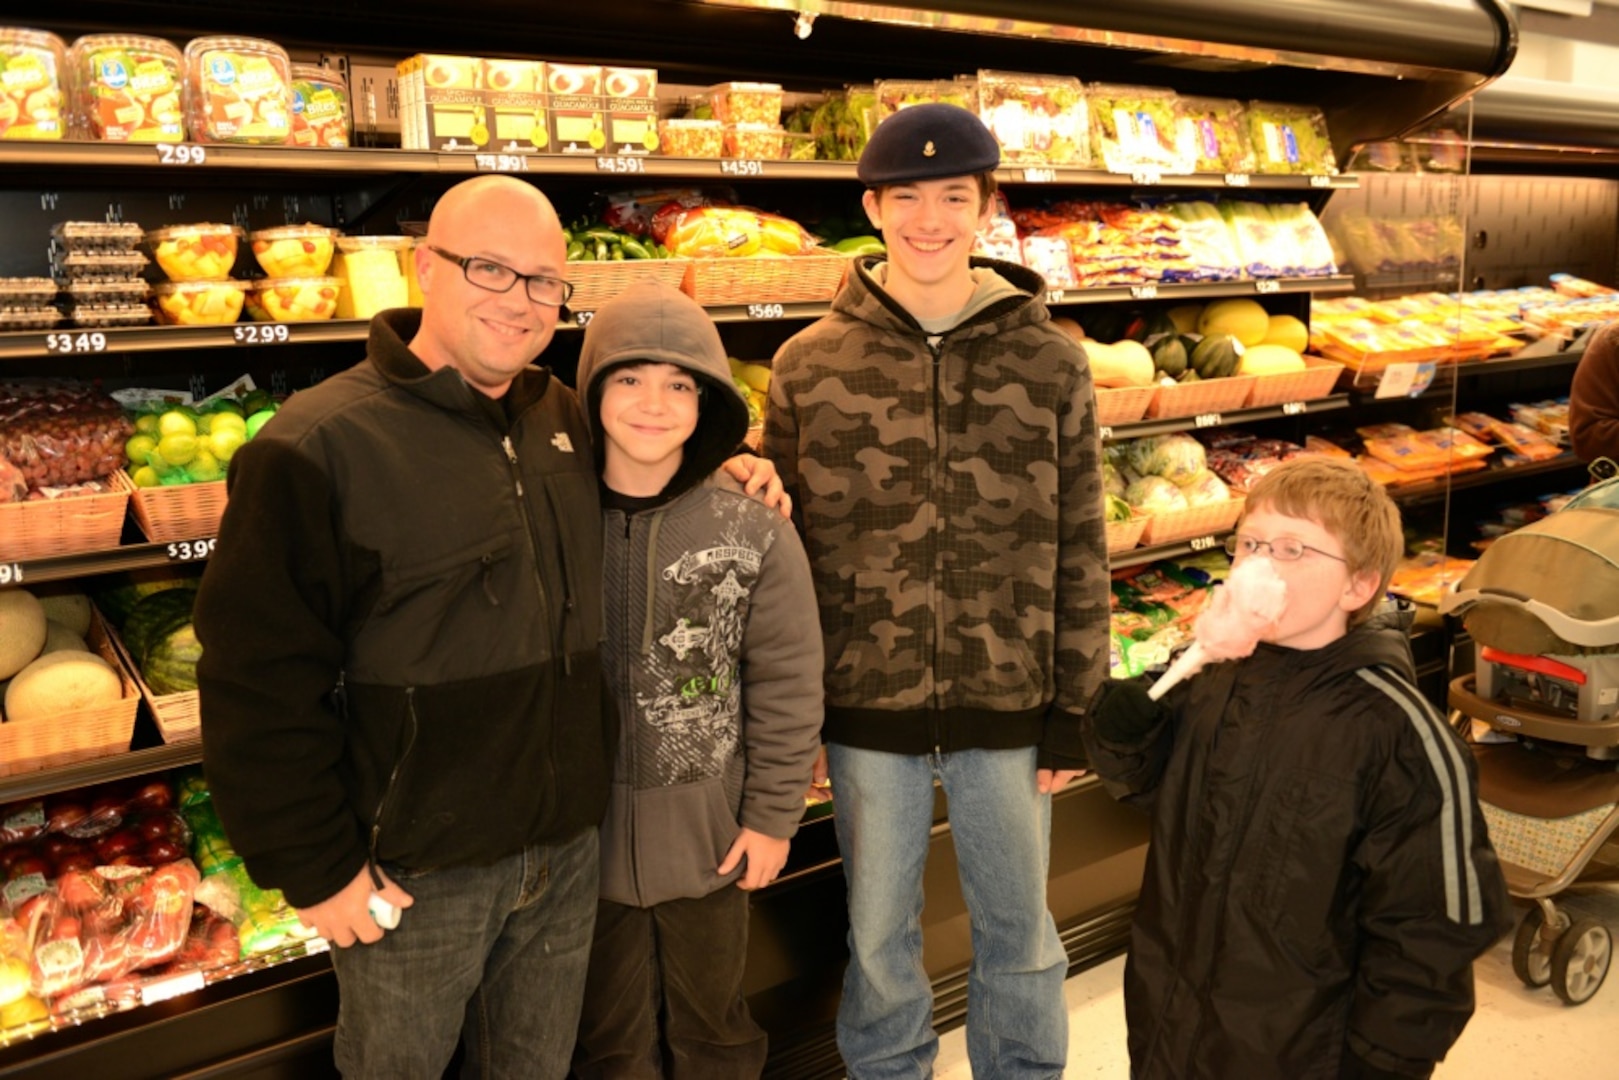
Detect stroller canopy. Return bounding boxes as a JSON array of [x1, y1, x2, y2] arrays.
[[1440, 506, 1619, 654]]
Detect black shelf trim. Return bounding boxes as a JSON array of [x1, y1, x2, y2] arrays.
[[0, 741, 202, 804], [1109, 532, 1233, 570], [0, 320, 372, 360], [3, 541, 207, 585], [1103, 393, 1349, 441], [1388, 453, 1588, 505], [1045, 275, 1353, 306]]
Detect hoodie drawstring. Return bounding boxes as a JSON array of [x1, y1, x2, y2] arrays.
[[642, 510, 665, 657]]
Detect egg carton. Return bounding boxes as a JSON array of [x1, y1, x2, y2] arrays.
[[51, 221, 146, 253], [0, 277, 59, 303], [67, 303, 153, 328], [0, 307, 62, 330], [50, 249, 150, 281]]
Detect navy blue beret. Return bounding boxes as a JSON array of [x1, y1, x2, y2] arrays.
[[857, 102, 1001, 185]]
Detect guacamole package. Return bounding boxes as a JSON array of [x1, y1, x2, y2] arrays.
[[1246, 101, 1338, 175], [1090, 83, 1191, 174]]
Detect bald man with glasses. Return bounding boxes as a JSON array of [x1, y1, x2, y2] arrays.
[[195, 176, 779, 1077]]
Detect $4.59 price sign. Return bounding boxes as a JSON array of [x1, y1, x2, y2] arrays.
[[167, 538, 217, 562]]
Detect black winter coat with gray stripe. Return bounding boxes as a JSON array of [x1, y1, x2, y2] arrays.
[[1084, 605, 1511, 1080]]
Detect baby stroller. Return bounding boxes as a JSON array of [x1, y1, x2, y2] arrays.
[[1439, 473, 1619, 1005]]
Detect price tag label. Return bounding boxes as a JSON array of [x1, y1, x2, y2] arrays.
[[474, 153, 531, 173], [1308, 174, 1333, 188], [155, 143, 208, 166], [167, 538, 217, 562], [1130, 169, 1163, 186], [1374, 361, 1437, 400], [1223, 173, 1251, 187], [594, 155, 645, 175], [1129, 285, 1159, 300], [1046, 289, 1067, 305], [1098, 425, 1114, 441], [574, 311, 595, 327], [746, 303, 785, 320], [141, 970, 206, 1005], [232, 324, 291, 345], [1193, 412, 1222, 428], [0, 562, 22, 585], [720, 159, 764, 177], [1022, 167, 1057, 183], [305, 936, 332, 956], [1280, 401, 1307, 416], [1254, 279, 1281, 295], [45, 332, 108, 354], [1188, 535, 1219, 552]]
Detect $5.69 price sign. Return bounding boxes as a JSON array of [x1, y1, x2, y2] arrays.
[[167, 538, 217, 562]]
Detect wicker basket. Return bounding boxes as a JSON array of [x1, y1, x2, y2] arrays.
[[1244, 357, 1346, 409], [682, 253, 849, 306], [0, 609, 139, 776], [0, 470, 133, 562], [566, 258, 690, 312], [104, 618, 200, 744], [1147, 375, 1258, 420], [1095, 385, 1157, 428], [1105, 513, 1148, 555], [129, 477, 228, 544], [1139, 496, 1245, 547]]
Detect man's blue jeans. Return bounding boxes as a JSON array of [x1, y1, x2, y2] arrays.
[[827, 744, 1068, 1080], [329, 828, 599, 1078]]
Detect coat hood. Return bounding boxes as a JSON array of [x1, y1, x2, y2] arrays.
[[577, 282, 748, 496], [836, 253, 1050, 336]]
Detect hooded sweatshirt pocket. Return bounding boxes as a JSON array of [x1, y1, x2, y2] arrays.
[[613, 777, 741, 907]]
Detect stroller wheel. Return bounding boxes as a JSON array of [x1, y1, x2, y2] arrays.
[[1551, 919, 1612, 1006], [1512, 907, 1558, 988]]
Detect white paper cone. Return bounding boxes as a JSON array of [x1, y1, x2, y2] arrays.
[[1148, 642, 1207, 701]]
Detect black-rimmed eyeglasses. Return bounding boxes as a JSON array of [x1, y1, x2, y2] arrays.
[[426, 245, 574, 307], [1224, 533, 1347, 564]]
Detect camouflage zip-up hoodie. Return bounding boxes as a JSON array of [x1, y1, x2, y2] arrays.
[[764, 256, 1108, 769]]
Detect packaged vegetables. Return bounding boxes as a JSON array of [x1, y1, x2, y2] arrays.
[[1174, 97, 1254, 174], [1089, 84, 1190, 174], [1246, 101, 1337, 175], [976, 71, 1090, 166]]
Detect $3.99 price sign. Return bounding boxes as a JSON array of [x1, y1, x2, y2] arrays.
[[167, 538, 217, 562]]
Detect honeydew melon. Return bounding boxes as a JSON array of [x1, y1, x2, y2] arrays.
[[0, 591, 47, 681], [37, 593, 92, 637], [5, 651, 122, 723]]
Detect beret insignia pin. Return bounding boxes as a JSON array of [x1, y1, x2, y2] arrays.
[[922, 140, 936, 156]]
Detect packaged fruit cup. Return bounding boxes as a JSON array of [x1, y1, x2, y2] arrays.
[[244, 276, 343, 322], [723, 123, 786, 161], [658, 118, 722, 159], [250, 224, 337, 277], [0, 28, 67, 140], [148, 223, 243, 281], [66, 33, 184, 142], [183, 36, 291, 145], [289, 64, 349, 148], [152, 279, 247, 325], [331, 236, 410, 318], [702, 82, 783, 126]]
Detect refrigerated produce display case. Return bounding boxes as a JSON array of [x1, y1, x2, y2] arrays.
[[0, 2, 1532, 1076]]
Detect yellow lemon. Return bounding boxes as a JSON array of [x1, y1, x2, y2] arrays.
[[187, 450, 223, 482], [134, 413, 161, 435], [158, 409, 197, 438], [131, 465, 162, 487], [125, 433, 158, 465], [211, 427, 246, 463], [157, 433, 197, 466]]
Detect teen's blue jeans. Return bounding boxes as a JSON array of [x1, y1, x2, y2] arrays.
[[329, 828, 598, 1078], [827, 743, 1068, 1080]]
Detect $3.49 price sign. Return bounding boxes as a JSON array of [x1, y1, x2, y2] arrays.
[[167, 538, 217, 562]]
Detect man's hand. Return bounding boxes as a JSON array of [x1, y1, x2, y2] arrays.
[[718, 827, 791, 890], [1037, 768, 1086, 795], [294, 865, 415, 948], [722, 454, 791, 519]]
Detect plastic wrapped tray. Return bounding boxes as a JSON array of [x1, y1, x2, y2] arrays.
[[69, 303, 153, 328], [1246, 101, 1338, 176], [0, 278, 58, 303], [0, 309, 61, 330], [976, 70, 1090, 166], [52, 251, 149, 281], [63, 279, 150, 304]]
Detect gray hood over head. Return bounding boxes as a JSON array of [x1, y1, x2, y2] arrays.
[[577, 281, 749, 496]]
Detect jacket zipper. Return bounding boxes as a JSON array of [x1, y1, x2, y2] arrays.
[[367, 686, 420, 886], [926, 333, 946, 755], [502, 434, 562, 673], [620, 510, 643, 906]]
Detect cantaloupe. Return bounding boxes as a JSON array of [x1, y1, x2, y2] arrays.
[[0, 591, 47, 681], [1199, 299, 1270, 346], [40, 621, 90, 656], [1238, 343, 1308, 376], [4, 651, 122, 723], [1262, 314, 1309, 353], [36, 592, 92, 637]]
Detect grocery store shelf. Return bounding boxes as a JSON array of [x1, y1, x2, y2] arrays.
[[1452, 348, 1585, 378], [1388, 453, 1588, 505], [1046, 275, 1354, 306], [2, 540, 212, 585], [0, 321, 371, 360], [0, 742, 202, 804], [1109, 532, 1232, 569], [0, 143, 1364, 192], [561, 301, 834, 328], [1104, 393, 1349, 441]]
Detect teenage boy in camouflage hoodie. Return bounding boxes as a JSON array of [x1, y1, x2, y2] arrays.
[[571, 282, 823, 1079], [764, 104, 1109, 1079]]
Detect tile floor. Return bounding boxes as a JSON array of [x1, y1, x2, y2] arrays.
[[935, 889, 1619, 1079]]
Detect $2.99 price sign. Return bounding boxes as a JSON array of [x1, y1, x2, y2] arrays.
[[167, 538, 217, 562]]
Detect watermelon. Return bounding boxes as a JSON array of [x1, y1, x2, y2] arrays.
[[143, 623, 201, 695], [122, 589, 197, 668], [94, 568, 201, 627]]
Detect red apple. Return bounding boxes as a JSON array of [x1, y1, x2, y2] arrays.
[[131, 780, 173, 811], [53, 854, 96, 876], [94, 827, 143, 862], [46, 800, 89, 834], [0, 844, 33, 870], [7, 855, 50, 881], [39, 836, 84, 862], [143, 840, 185, 864]]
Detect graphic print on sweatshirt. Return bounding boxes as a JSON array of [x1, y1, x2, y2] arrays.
[[637, 525, 774, 785]]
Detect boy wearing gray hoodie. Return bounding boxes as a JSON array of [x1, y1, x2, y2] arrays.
[[571, 282, 823, 1079]]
